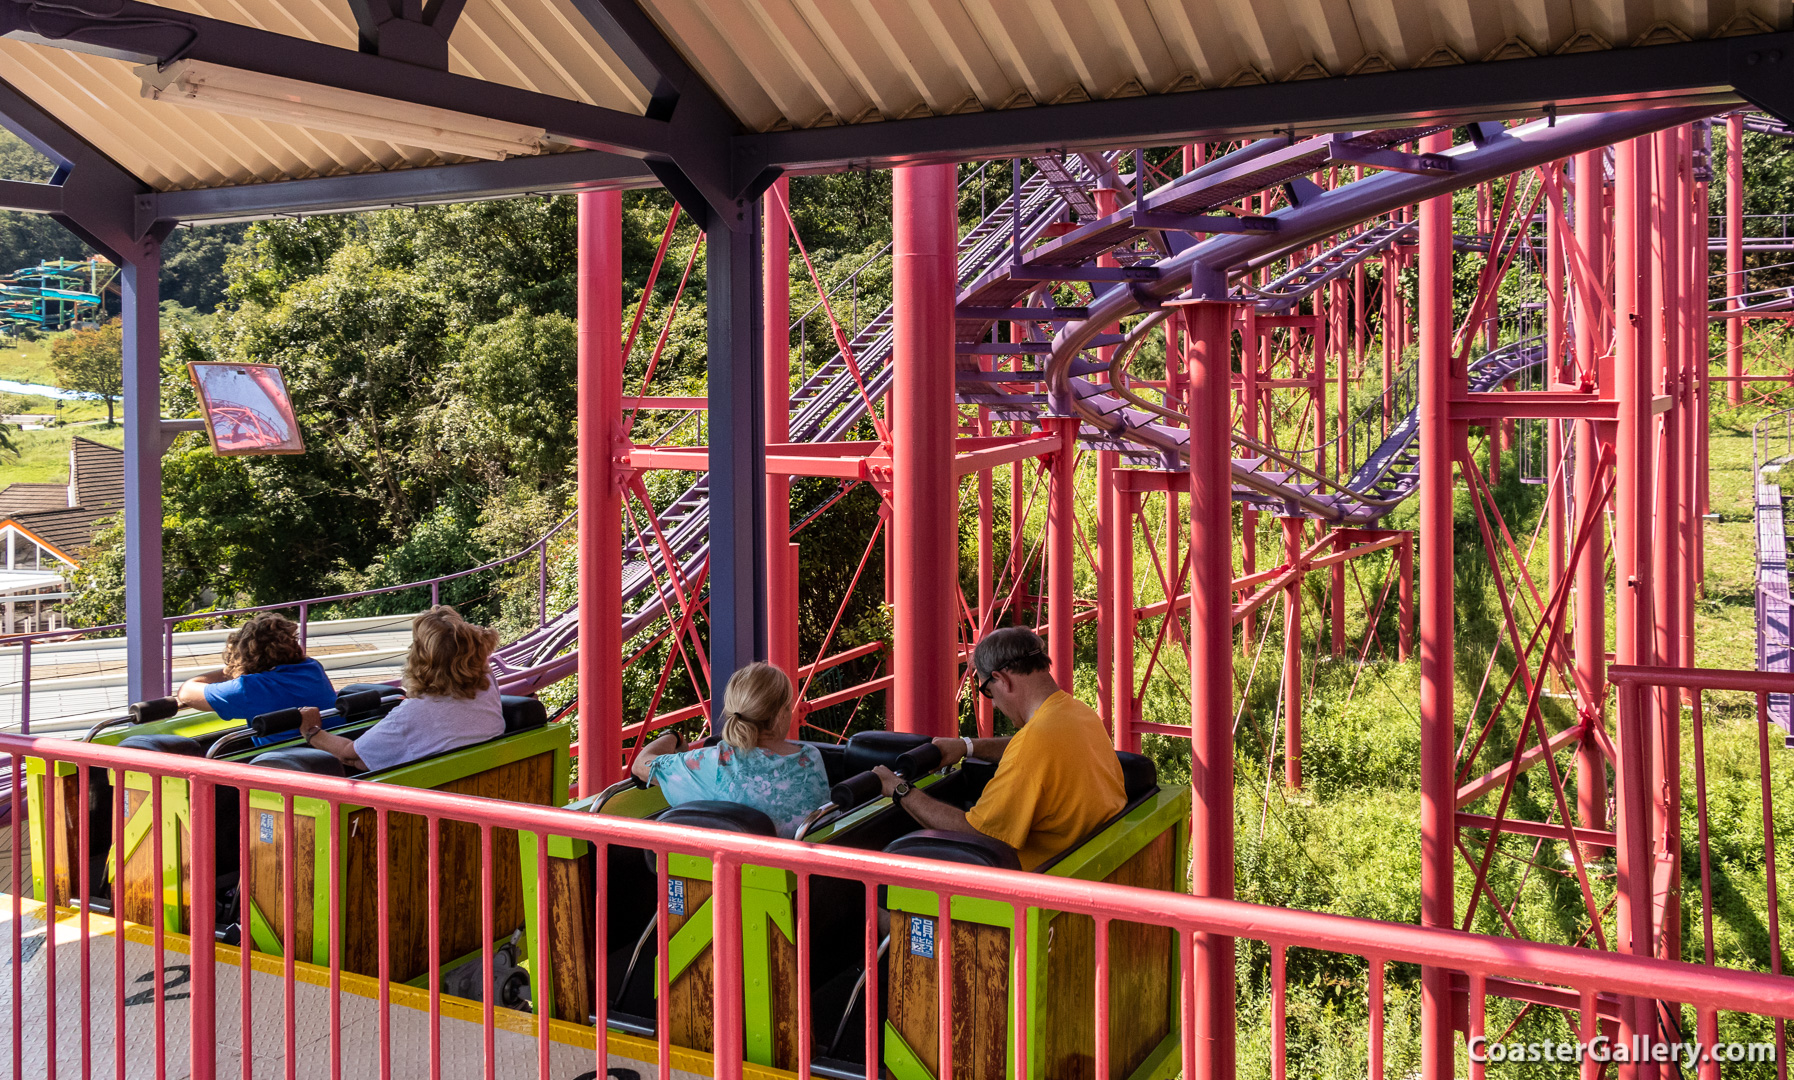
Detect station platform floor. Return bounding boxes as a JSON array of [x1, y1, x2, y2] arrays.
[[0, 900, 718, 1080]]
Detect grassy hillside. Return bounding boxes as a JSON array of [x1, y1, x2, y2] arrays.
[[1201, 378, 1792, 1078], [0, 414, 121, 485], [0, 332, 57, 386]]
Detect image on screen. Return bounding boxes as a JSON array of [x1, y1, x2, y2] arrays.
[[186, 362, 305, 456]]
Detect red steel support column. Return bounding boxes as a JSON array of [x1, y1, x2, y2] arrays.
[[1094, 186, 1121, 731], [891, 164, 960, 737], [1047, 415, 1077, 691], [1011, 318, 1026, 625], [1396, 533, 1413, 661], [1726, 113, 1744, 405], [1281, 516, 1303, 789], [1112, 484, 1139, 752], [1330, 270, 1346, 657], [1613, 138, 1659, 1064], [1240, 308, 1260, 646], [1187, 297, 1237, 1080], [1649, 134, 1684, 969], [1694, 130, 1713, 558], [1573, 149, 1609, 837], [764, 178, 801, 709], [1546, 163, 1568, 681], [577, 190, 624, 794], [1167, 312, 1183, 602], [977, 410, 995, 738], [1652, 124, 1683, 690], [1416, 128, 1456, 1080]]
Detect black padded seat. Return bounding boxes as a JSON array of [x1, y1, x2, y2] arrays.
[[119, 732, 203, 757], [646, 800, 779, 874], [884, 830, 1022, 870], [336, 682, 401, 702], [655, 800, 777, 837], [809, 742, 851, 786], [248, 747, 346, 776], [500, 695, 548, 733], [843, 731, 933, 774], [1116, 751, 1158, 802]]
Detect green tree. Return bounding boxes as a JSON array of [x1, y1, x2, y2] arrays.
[[49, 320, 123, 424], [162, 225, 250, 312], [0, 130, 92, 280]]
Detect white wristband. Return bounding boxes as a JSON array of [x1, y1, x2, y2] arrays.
[[961, 736, 975, 762]]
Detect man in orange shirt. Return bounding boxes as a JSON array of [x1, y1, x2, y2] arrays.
[[874, 627, 1125, 869]]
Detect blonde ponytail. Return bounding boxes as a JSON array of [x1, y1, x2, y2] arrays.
[[718, 662, 795, 750]]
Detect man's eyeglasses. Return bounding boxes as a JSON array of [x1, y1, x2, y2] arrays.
[[975, 652, 1045, 698]]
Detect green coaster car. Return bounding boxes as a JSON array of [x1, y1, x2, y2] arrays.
[[28, 685, 569, 991], [519, 731, 1188, 1080]]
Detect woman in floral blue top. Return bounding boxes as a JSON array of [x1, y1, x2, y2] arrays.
[[631, 662, 828, 838]]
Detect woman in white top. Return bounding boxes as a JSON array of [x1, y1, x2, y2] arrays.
[[298, 605, 505, 773]]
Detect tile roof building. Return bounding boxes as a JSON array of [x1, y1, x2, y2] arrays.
[[0, 436, 125, 635]]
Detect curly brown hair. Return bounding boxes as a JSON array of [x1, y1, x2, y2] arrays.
[[402, 606, 500, 700], [221, 613, 308, 678]]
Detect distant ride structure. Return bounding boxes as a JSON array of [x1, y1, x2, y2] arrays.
[[0, 257, 114, 341]]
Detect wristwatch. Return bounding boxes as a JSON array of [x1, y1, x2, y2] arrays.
[[891, 779, 913, 801]]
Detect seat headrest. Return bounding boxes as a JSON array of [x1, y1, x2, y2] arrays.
[[844, 731, 935, 774], [809, 742, 852, 786], [1116, 751, 1158, 802], [119, 732, 203, 757], [884, 830, 1021, 871], [656, 800, 778, 837], [249, 707, 306, 738], [335, 682, 400, 700], [248, 747, 346, 777], [500, 695, 548, 733]]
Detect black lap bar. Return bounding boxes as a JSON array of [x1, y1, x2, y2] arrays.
[[884, 830, 1022, 870], [249, 707, 307, 738], [830, 740, 943, 812], [333, 689, 386, 721], [829, 771, 884, 813], [128, 697, 180, 724]]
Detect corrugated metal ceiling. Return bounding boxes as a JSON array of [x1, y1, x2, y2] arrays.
[[0, 0, 1785, 193]]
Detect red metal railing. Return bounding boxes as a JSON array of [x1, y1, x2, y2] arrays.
[[4, 725, 1792, 1080]]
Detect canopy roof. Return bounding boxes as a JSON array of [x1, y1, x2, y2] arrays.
[[0, 0, 1789, 238]]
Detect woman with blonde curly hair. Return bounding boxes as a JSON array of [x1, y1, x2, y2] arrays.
[[176, 612, 336, 720], [630, 662, 828, 837], [298, 606, 504, 774]]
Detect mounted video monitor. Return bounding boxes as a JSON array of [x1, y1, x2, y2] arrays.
[[186, 362, 305, 456]]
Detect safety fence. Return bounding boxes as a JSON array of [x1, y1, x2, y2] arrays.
[[2, 713, 1792, 1080], [0, 512, 577, 731]]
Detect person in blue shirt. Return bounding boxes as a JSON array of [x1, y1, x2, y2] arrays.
[[174, 612, 337, 721], [631, 662, 828, 838]]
